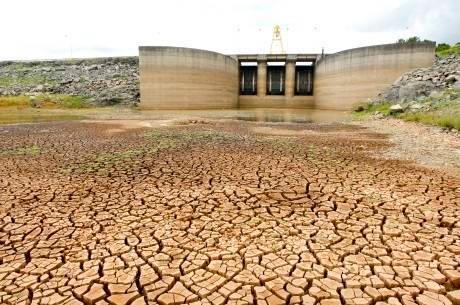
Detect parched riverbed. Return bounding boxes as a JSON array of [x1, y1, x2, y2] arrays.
[[0, 118, 459, 305]]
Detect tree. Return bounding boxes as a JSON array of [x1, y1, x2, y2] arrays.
[[436, 43, 451, 52], [397, 36, 427, 44], [406, 36, 421, 43]]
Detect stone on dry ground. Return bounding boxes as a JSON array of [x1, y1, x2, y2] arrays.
[[0, 120, 459, 305]]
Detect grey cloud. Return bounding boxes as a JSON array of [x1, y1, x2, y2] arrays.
[[352, 0, 460, 43]]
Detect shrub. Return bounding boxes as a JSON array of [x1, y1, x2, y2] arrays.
[[436, 43, 451, 53], [436, 43, 460, 56], [353, 102, 392, 116], [49, 95, 89, 108]]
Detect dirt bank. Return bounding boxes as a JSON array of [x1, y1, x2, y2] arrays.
[[353, 117, 460, 176]]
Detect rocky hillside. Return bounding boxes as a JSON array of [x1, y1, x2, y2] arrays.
[[362, 55, 460, 132], [375, 55, 460, 102], [0, 57, 139, 106]]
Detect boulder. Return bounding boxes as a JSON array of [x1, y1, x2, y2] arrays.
[[446, 74, 458, 84], [398, 81, 434, 100], [389, 104, 404, 114], [34, 85, 44, 92], [409, 103, 423, 110], [429, 90, 442, 98]]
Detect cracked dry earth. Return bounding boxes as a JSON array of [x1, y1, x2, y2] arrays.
[[0, 120, 460, 305]]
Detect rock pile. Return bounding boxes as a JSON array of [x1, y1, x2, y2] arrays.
[[0, 57, 139, 106], [375, 55, 460, 102]]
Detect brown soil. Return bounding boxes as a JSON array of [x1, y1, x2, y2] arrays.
[[0, 120, 459, 305]]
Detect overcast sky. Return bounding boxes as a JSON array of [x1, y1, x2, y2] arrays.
[[1, 0, 459, 60]]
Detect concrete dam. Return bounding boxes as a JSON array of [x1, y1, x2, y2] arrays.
[[139, 42, 435, 110]]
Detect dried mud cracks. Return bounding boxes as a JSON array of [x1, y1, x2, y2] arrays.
[[0, 121, 459, 305]]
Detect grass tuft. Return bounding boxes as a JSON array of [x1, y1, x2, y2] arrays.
[[353, 102, 392, 119], [0, 96, 31, 108], [398, 112, 460, 130], [0, 145, 41, 156], [145, 129, 244, 143]]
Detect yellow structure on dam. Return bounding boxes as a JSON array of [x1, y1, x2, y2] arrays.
[[139, 42, 435, 110]]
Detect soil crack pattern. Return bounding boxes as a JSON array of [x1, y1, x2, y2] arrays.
[[0, 121, 459, 305]]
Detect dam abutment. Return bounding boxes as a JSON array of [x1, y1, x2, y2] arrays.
[[314, 42, 436, 110], [139, 47, 239, 110]]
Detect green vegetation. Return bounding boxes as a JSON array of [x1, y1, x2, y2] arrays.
[[147, 128, 308, 154], [70, 129, 302, 174], [0, 105, 137, 125], [0, 75, 55, 87], [70, 149, 144, 173], [398, 112, 460, 130], [145, 129, 244, 144], [43, 95, 89, 108], [67, 131, 187, 173], [94, 150, 143, 162], [353, 102, 392, 119], [0, 111, 85, 125], [436, 43, 451, 53], [0, 96, 31, 108], [256, 136, 301, 153], [436, 42, 460, 57], [397, 36, 433, 44], [0, 96, 89, 124], [2, 63, 26, 71], [354, 89, 460, 131], [66, 151, 128, 173], [0, 94, 90, 109], [0, 145, 40, 156]]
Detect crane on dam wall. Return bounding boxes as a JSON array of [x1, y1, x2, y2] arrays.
[[270, 25, 285, 54]]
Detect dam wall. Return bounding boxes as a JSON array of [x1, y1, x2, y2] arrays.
[[314, 42, 436, 110], [138, 43, 436, 110], [1, 43, 436, 109], [139, 47, 239, 109]]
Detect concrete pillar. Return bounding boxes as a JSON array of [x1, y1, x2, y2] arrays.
[[285, 60, 296, 97], [257, 60, 267, 97]]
